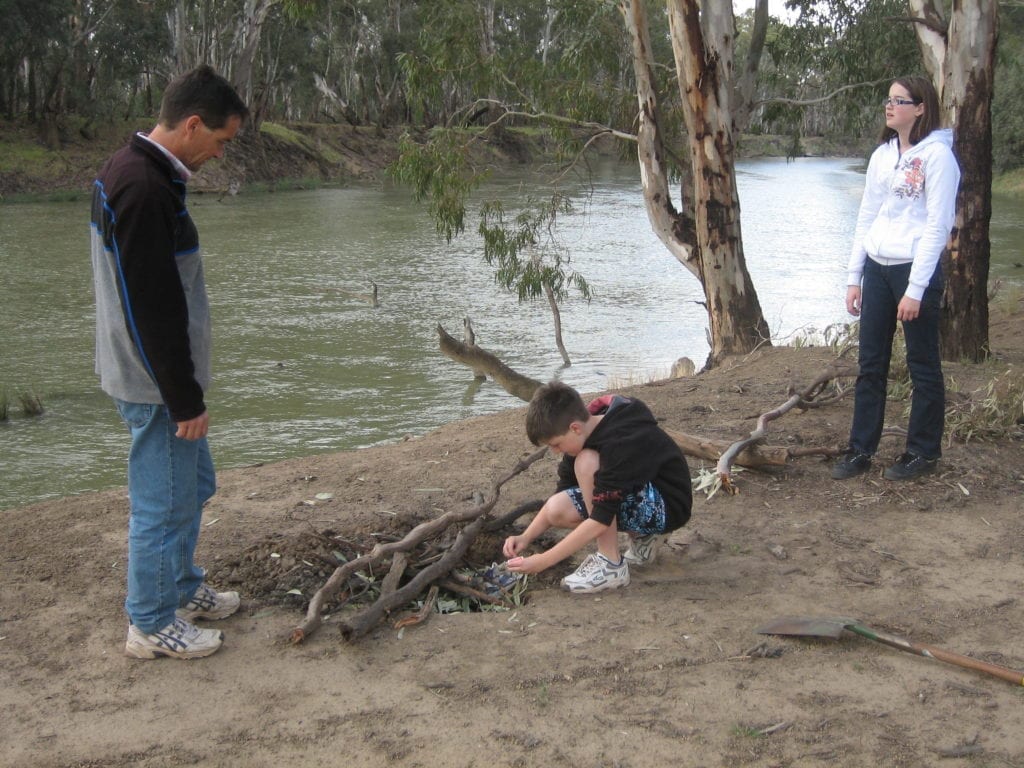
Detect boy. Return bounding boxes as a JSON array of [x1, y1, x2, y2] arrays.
[[504, 381, 692, 593]]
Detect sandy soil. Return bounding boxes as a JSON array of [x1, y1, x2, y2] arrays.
[[3, 310, 1023, 768]]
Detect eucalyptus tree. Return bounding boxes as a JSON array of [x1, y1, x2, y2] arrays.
[[396, 0, 780, 369], [908, 0, 999, 362], [622, 0, 772, 366]]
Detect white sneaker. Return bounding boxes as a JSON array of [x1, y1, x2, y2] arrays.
[[623, 534, 661, 567], [560, 553, 630, 594], [125, 617, 224, 659], [177, 584, 241, 621]]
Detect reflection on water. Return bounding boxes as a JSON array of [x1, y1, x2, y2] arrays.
[[1, 158, 1021, 510]]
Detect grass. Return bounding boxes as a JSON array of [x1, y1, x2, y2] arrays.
[[993, 166, 1024, 196], [259, 121, 346, 165], [946, 366, 1024, 443]]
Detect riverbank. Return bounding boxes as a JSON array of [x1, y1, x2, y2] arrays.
[[2, 305, 1023, 767], [0, 117, 866, 202]]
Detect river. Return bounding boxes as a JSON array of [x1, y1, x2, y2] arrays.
[[1, 158, 1021, 510]]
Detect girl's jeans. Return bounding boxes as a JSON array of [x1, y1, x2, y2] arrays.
[[849, 258, 945, 460], [114, 399, 215, 633]]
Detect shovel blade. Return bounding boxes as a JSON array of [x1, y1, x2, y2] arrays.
[[755, 615, 858, 639]]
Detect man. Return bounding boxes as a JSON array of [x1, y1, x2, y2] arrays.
[[91, 65, 248, 659]]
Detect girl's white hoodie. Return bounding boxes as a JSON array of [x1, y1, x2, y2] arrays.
[[847, 127, 960, 301]]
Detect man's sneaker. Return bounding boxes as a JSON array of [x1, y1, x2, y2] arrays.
[[883, 453, 938, 481], [831, 450, 872, 480], [125, 617, 224, 660], [624, 534, 660, 567], [560, 553, 630, 594], [177, 584, 241, 621]]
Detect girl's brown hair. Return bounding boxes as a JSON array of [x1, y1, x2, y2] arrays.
[[879, 75, 943, 146]]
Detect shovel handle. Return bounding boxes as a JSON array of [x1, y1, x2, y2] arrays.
[[847, 624, 1024, 686]]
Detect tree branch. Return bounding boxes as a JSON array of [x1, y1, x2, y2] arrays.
[[291, 447, 549, 644]]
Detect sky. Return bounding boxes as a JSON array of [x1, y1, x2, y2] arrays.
[[733, 0, 798, 22]]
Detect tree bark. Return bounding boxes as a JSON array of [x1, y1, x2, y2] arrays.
[[909, 0, 998, 362], [621, 0, 771, 368]]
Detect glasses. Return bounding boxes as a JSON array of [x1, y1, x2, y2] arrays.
[[883, 97, 917, 107]]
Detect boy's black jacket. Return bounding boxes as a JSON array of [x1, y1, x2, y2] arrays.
[[555, 395, 693, 530]]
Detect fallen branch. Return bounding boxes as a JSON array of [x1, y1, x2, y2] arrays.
[[714, 359, 858, 492], [291, 446, 548, 644], [437, 323, 542, 401]]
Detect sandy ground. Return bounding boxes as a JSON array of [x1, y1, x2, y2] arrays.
[[3, 310, 1024, 768]]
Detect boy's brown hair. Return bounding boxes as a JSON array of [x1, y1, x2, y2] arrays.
[[525, 381, 590, 446]]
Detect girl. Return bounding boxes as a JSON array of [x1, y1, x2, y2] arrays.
[[833, 76, 960, 481]]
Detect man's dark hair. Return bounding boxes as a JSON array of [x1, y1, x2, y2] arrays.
[[158, 65, 249, 130], [525, 381, 590, 446], [879, 75, 943, 146]]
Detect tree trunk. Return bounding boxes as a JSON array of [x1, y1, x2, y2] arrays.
[[909, 0, 998, 362], [621, 0, 770, 368], [666, 0, 772, 365]]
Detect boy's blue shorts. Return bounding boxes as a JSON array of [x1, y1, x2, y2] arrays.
[[565, 483, 666, 536]]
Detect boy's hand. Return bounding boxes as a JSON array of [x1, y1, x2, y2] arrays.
[[505, 555, 545, 575], [502, 534, 530, 559]]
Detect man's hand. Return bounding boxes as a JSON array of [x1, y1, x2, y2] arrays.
[[175, 411, 209, 441]]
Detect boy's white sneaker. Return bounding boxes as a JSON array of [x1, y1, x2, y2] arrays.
[[176, 583, 241, 621], [624, 534, 661, 567], [561, 553, 630, 593], [125, 617, 224, 660]]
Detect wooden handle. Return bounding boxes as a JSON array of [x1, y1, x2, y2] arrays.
[[847, 624, 1024, 686]]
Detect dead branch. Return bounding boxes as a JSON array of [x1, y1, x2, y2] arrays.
[[483, 498, 544, 532], [437, 324, 542, 401], [715, 359, 858, 491], [439, 578, 509, 606], [663, 428, 790, 468], [393, 585, 439, 630], [291, 447, 548, 644]]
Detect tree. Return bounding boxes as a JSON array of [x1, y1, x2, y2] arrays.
[[622, 0, 771, 366], [908, 0, 998, 362]]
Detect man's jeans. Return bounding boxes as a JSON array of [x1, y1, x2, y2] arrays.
[[114, 399, 215, 633], [849, 258, 944, 460]]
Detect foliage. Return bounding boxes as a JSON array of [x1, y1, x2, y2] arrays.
[[993, 3, 1024, 174], [478, 194, 590, 304], [946, 367, 1024, 443], [0, 0, 1016, 172], [390, 129, 481, 242], [758, 0, 921, 140]]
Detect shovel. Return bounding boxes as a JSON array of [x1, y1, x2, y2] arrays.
[[756, 616, 1024, 686]]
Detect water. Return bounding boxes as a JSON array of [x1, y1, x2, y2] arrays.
[[2, 158, 1021, 510]]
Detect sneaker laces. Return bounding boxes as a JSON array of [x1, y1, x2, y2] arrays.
[[168, 617, 202, 641]]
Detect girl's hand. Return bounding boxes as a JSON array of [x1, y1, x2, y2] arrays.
[[846, 286, 862, 316], [897, 295, 921, 322]]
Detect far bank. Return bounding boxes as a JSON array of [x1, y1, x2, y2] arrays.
[[1, 117, 871, 202]]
